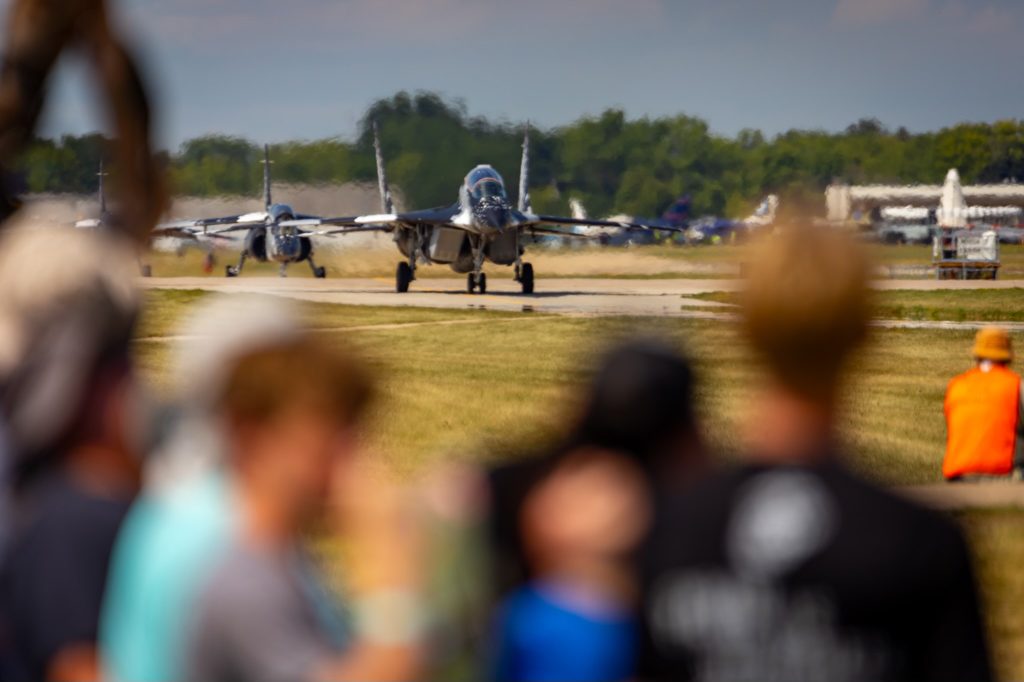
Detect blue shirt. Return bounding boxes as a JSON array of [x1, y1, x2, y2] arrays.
[[493, 581, 637, 682], [100, 471, 232, 682]]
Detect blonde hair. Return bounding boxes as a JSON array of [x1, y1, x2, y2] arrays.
[[741, 224, 870, 402]]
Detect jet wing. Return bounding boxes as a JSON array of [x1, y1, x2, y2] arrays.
[[525, 226, 605, 240], [523, 213, 685, 233], [152, 220, 238, 241], [320, 225, 395, 236], [389, 205, 462, 225], [151, 224, 200, 240], [282, 205, 462, 234], [278, 216, 395, 234], [152, 219, 204, 239], [173, 212, 269, 232]]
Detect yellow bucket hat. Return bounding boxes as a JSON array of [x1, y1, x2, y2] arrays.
[[973, 326, 1013, 362]]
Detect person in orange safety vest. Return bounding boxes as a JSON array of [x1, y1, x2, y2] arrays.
[[944, 326, 1024, 481]]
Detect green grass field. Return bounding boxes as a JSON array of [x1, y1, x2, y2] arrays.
[[135, 289, 1024, 679], [136, 291, 975, 482]]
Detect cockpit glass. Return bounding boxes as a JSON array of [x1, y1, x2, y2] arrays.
[[269, 204, 295, 222], [466, 167, 506, 201]]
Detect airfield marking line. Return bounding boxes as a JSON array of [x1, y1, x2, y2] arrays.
[[134, 315, 557, 343], [328, 316, 558, 333], [662, 308, 1024, 331]]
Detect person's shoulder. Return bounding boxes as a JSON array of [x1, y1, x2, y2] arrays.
[[825, 465, 968, 561], [146, 475, 233, 557], [827, 465, 942, 517], [192, 544, 251, 608], [655, 465, 765, 517], [947, 366, 983, 386], [498, 584, 549, 622], [662, 463, 964, 554], [643, 466, 760, 561], [194, 543, 295, 618], [10, 474, 129, 550]]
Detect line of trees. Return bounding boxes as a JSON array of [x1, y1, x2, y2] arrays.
[[16, 91, 1024, 219]]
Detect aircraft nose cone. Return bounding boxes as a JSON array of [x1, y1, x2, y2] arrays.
[[481, 206, 508, 231]]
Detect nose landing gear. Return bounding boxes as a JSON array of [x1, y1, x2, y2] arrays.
[[467, 272, 487, 294]]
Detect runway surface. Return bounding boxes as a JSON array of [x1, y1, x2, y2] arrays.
[[144, 276, 1024, 327], [145, 276, 740, 317]]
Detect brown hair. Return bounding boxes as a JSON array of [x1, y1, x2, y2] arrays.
[[218, 336, 373, 427], [741, 224, 871, 402]]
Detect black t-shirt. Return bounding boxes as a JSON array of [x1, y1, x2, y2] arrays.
[[638, 461, 992, 682], [0, 472, 131, 681]]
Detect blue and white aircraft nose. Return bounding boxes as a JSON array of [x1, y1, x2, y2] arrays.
[[479, 206, 509, 232]]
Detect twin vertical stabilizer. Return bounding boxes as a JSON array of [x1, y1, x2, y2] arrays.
[[517, 124, 531, 213], [262, 144, 273, 210], [98, 159, 107, 215], [373, 122, 394, 214]]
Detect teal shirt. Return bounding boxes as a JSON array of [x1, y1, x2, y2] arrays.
[[100, 471, 232, 682]]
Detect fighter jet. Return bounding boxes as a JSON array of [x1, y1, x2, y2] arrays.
[[568, 197, 685, 246], [170, 145, 336, 278], [297, 124, 675, 294], [73, 161, 217, 275]]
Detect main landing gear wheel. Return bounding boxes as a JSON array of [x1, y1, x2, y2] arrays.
[[313, 266, 326, 279], [226, 265, 238, 278], [520, 262, 534, 294], [467, 272, 476, 294], [396, 262, 413, 293], [140, 264, 152, 278], [477, 272, 487, 294]]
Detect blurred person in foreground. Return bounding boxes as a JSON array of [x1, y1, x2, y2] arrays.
[[489, 341, 705, 682], [637, 224, 992, 681], [942, 326, 1024, 481], [100, 295, 303, 682], [184, 333, 426, 682], [0, 227, 143, 682]]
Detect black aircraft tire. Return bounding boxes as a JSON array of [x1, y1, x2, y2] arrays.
[[478, 273, 487, 294], [314, 266, 327, 279], [226, 265, 237, 278], [140, 264, 152, 278], [521, 263, 534, 294], [467, 273, 476, 294], [396, 262, 413, 293]]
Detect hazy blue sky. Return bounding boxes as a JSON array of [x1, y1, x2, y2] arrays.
[[13, 0, 1024, 149]]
